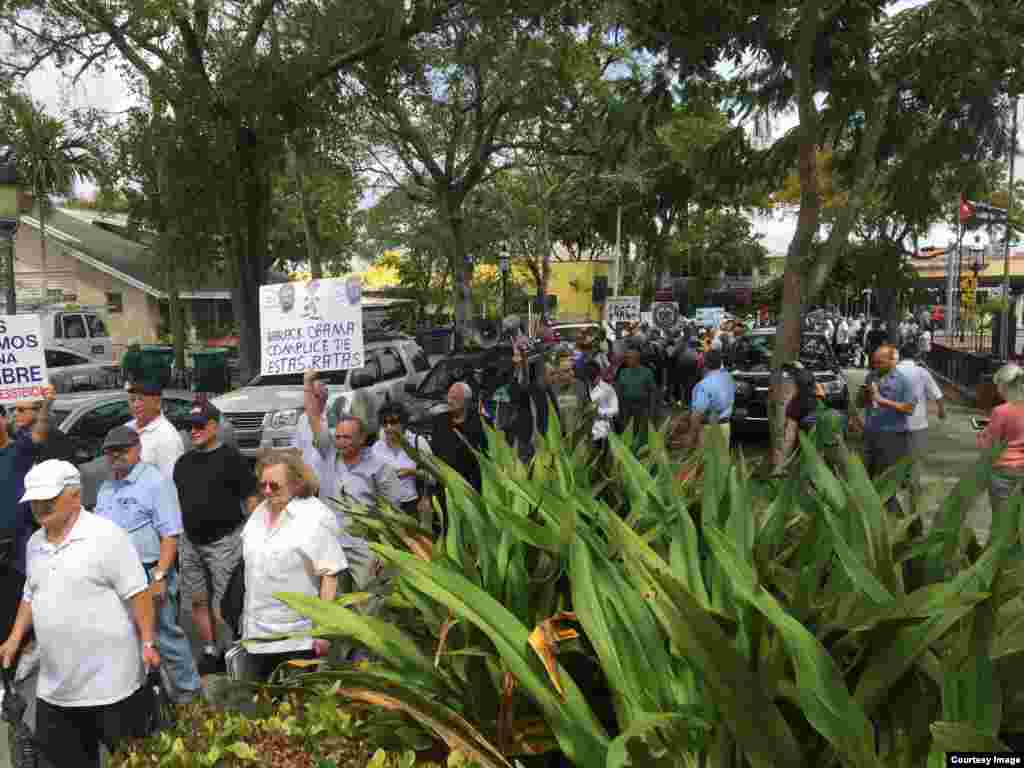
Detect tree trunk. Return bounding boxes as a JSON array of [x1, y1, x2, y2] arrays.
[[448, 208, 471, 352], [232, 140, 271, 384], [770, 0, 823, 458], [5, 235, 15, 314], [168, 278, 186, 371], [288, 139, 323, 279]]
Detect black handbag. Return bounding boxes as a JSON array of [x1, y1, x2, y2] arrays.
[[141, 669, 177, 736], [220, 559, 245, 639]]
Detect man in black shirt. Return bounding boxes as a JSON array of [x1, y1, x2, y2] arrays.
[[172, 401, 260, 675], [429, 382, 487, 494]]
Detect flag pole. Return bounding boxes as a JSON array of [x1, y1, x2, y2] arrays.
[[1002, 97, 1018, 360]]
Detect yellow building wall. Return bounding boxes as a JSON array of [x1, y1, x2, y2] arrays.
[[548, 261, 612, 322]]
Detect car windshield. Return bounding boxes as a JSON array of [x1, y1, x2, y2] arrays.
[[50, 408, 71, 427], [246, 370, 349, 387], [417, 360, 479, 399], [732, 335, 834, 370]]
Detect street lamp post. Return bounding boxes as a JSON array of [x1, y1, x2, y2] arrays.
[[499, 251, 510, 319], [0, 157, 19, 314]]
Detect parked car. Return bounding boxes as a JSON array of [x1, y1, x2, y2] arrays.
[[48, 390, 218, 464], [45, 348, 121, 393], [211, 332, 431, 458], [728, 328, 850, 432]]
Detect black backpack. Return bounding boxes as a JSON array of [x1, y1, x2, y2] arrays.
[[221, 559, 245, 638]]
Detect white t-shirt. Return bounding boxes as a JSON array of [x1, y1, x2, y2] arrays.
[[242, 497, 347, 654], [590, 380, 619, 441], [896, 360, 943, 431], [24, 510, 149, 707], [370, 432, 432, 503], [918, 330, 932, 353], [128, 414, 185, 481], [836, 322, 850, 344]]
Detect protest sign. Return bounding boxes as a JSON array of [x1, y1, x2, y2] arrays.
[[259, 277, 364, 376], [605, 296, 641, 325], [0, 315, 47, 404]]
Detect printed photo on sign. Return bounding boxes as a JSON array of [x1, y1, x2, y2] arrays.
[[259, 277, 365, 376], [605, 297, 641, 325], [0, 315, 48, 404]]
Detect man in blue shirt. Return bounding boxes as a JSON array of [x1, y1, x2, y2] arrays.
[[95, 425, 202, 704], [858, 344, 916, 509], [682, 350, 736, 453]]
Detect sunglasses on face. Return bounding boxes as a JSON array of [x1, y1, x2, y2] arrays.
[[260, 480, 282, 493], [14, 406, 38, 414], [105, 447, 134, 458]]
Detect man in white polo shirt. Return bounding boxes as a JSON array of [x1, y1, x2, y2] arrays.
[[126, 380, 184, 480], [0, 460, 160, 767]]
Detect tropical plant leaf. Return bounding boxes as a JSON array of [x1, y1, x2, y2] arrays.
[[605, 713, 709, 768], [606, 514, 804, 768], [372, 544, 610, 767], [929, 721, 1008, 752], [703, 526, 876, 768], [328, 670, 515, 768]]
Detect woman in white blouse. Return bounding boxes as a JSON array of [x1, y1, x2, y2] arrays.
[[243, 451, 347, 680], [585, 360, 619, 448], [371, 401, 433, 520]]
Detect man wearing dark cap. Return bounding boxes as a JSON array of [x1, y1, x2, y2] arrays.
[[95, 425, 202, 704], [126, 380, 183, 480], [173, 401, 260, 675]]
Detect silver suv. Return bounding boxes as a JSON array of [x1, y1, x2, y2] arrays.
[[212, 333, 431, 458]]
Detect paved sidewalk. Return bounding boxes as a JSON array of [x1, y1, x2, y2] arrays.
[[845, 368, 994, 544]]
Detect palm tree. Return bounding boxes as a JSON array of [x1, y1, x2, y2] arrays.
[[0, 93, 95, 305]]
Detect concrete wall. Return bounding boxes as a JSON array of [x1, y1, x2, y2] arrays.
[[14, 224, 162, 354]]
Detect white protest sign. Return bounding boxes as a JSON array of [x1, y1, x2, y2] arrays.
[[695, 306, 725, 328], [0, 315, 48, 404], [259, 276, 364, 376], [605, 296, 641, 325]]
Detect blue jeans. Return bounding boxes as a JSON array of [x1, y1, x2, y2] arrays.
[[147, 566, 201, 699]]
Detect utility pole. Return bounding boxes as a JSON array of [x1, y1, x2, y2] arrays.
[[1002, 97, 1018, 360], [614, 204, 622, 297]]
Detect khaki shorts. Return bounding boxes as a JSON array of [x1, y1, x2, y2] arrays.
[[180, 530, 243, 611]]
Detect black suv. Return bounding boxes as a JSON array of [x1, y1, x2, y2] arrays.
[[404, 344, 553, 438], [728, 329, 850, 432]]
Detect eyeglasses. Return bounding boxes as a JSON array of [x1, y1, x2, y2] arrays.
[[260, 480, 282, 492]]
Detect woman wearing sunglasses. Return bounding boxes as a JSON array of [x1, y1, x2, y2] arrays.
[[372, 402, 433, 522], [240, 451, 347, 680]]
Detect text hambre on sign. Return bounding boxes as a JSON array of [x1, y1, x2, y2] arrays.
[[0, 315, 49, 404]]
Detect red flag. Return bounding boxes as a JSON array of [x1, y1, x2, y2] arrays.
[[959, 197, 976, 223]]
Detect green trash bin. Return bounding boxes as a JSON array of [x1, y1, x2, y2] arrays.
[[192, 348, 229, 393], [140, 345, 174, 389], [121, 346, 144, 386]]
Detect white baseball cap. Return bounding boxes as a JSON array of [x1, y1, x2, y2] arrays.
[[20, 460, 81, 503]]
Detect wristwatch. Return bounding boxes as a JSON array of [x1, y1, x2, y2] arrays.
[[152, 569, 166, 583]]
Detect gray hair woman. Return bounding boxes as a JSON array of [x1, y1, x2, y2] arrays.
[[977, 363, 1024, 542], [242, 451, 346, 679]]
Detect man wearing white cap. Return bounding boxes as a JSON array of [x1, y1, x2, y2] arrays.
[[0, 460, 159, 767]]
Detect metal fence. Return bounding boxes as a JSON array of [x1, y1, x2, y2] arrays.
[[926, 343, 1002, 402]]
